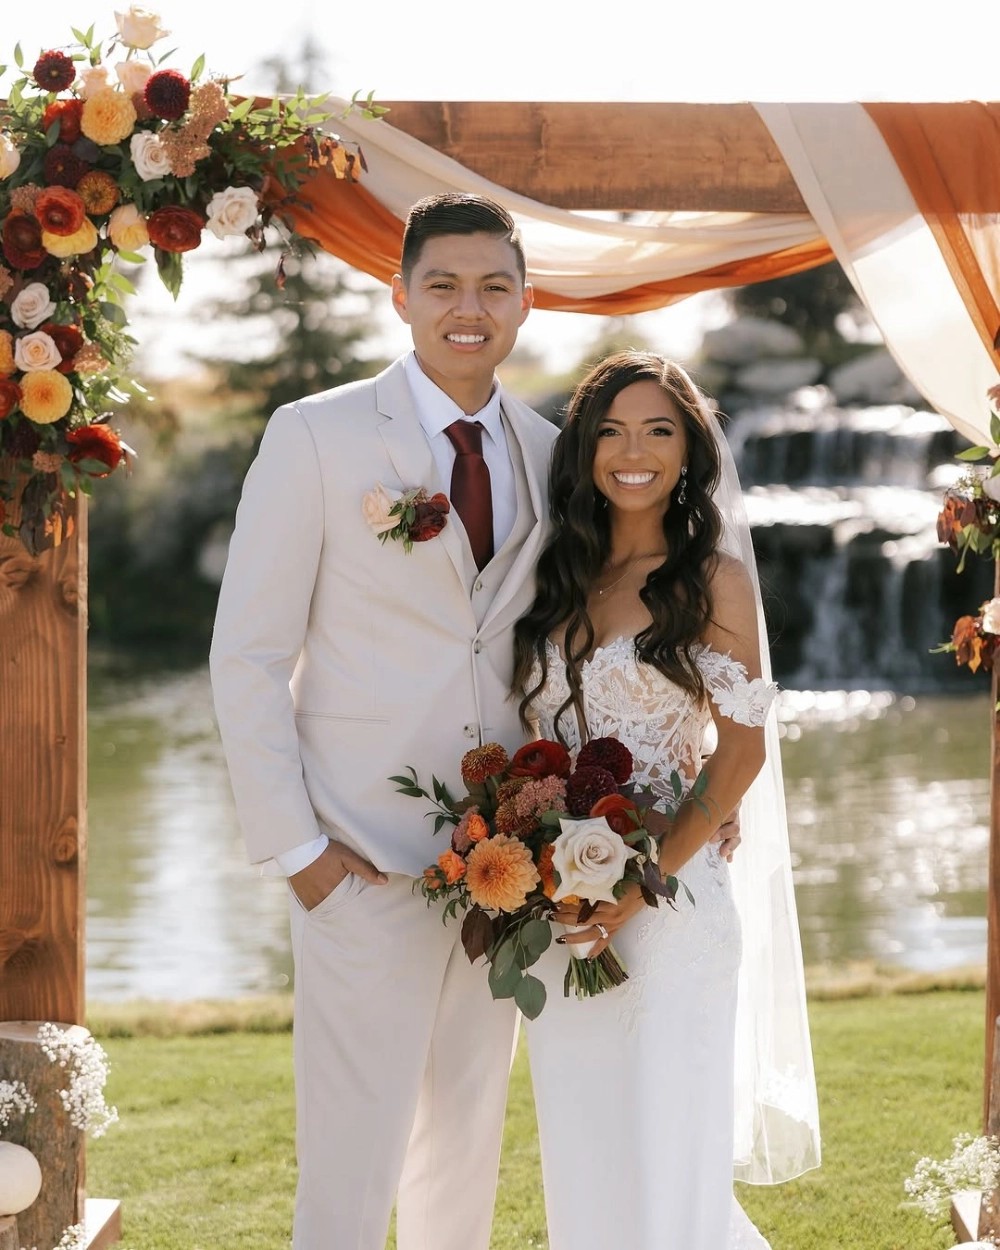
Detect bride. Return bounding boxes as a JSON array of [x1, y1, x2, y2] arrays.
[[511, 350, 821, 1249]]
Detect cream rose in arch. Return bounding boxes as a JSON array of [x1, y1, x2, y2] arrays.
[[77, 65, 111, 99], [129, 131, 172, 182], [108, 204, 149, 252], [14, 331, 62, 373], [11, 283, 56, 330], [362, 482, 403, 535], [982, 598, 1000, 635], [115, 5, 170, 49], [205, 186, 261, 240], [550, 816, 639, 905], [0, 133, 21, 180], [115, 60, 153, 97]]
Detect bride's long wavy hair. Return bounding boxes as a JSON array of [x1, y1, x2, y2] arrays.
[[512, 350, 725, 742]]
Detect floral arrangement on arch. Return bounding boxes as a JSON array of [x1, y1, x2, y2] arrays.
[[393, 735, 695, 1019], [0, 6, 378, 553], [934, 385, 1000, 686]]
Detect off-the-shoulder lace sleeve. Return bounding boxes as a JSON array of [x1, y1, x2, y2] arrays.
[[697, 648, 778, 728]]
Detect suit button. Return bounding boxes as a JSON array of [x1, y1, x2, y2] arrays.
[[474, 580, 484, 592], [473, 641, 482, 654], [464, 724, 477, 738]]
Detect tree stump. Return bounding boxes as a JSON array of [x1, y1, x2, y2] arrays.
[[0, 1218, 17, 1250], [976, 1014, 1000, 1241], [0, 1022, 85, 1250]]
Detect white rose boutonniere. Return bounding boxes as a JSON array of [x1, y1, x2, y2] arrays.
[[363, 484, 450, 552]]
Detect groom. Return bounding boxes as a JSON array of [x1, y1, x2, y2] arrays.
[[209, 192, 559, 1250]]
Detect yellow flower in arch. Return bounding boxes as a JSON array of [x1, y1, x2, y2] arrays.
[[20, 371, 73, 424]]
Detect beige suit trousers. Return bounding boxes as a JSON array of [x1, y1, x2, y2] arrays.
[[289, 871, 519, 1250]]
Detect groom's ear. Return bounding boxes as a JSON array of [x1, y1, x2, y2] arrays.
[[391, 274, 410, 324]]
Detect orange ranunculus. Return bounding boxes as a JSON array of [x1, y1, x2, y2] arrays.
[[80, 87, 137, 145], [589, 793, 641, 838], [65, 423, 124, 475], [75, 170, 120, 216], [0, 378, 22, 419], [35, 186, 87, 237], [464, 835, 539, 913], [466, 812, 489, 842], [19, 370, 72, 424], [436, 849, 467, 885], [508, 739, 572, 780], [0, 330, 15, 377], [42, 217, 98, 259], [43, 97, 84, 144], [147, 205, 204, 253]]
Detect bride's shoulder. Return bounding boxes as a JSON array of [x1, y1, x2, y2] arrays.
[[703, 551, 761, 664], [707, 550, 754, 608]]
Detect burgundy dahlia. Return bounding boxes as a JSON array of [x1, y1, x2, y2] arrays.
[[565, 765, 619, 817], [33, 50, 76, 93], [2, 213, 46, 270], [144, 69, 191, 121], [576, 736, 634, 785], [42, 144, 90, 189]]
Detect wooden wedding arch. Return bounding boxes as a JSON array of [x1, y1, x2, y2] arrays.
[[1, 98, 998, 1245]]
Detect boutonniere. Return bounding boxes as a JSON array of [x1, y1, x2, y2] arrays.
[[362, 483, 451, 552]]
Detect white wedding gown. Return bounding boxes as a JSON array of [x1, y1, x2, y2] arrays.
[[525, 635, 775, 1250]]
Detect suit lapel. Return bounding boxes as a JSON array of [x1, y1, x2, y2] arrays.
[[375, 360, 470, 592]]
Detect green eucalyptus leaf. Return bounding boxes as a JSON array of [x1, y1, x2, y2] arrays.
[[513, 974, 546, 1020]]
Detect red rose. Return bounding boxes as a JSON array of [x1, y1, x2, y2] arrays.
[[41, 323, 85, 373], [147, 205, 204, 253], [2, 212, 46, 270], [33, 51, 76, 93], [508, 739, 572, 780], [576, 736, 634, 784], [0, 379, 22, 420], [589, 793, 641, 838], [409, 492, 450, 542], [43, 98, 84, 144], [144, 68, 192, 120], [35, 186, 87, 237], [65, 424, 124, 476]]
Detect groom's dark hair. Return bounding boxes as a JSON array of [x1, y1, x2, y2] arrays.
[[400, 192, 527, 285]]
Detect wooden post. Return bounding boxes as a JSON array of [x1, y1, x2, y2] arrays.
[[0, 465, 87, 1025], [0, 1024, 86, 1250], [977, 1015, 1000, 1240], [0, 1219, 17, 1250], [988, 556, 1000, 1128]]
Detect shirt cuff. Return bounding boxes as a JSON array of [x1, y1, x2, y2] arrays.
[[274, 834, 329, 877]]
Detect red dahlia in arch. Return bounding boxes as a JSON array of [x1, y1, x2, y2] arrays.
[[576, 736, 634, 784], [2, 212, 46, 269], [0, 380, 22, 420], [42, 144, 90, 189], [41, 323, 85, 372], [147, 204, 204, 252], [144, 69, 192, 120], [43, 98, 84, 144], [35, 186, 87, 237], [565, 765, 619, 817], [66, 424, 124, 476], [33, 50, 76, 93]]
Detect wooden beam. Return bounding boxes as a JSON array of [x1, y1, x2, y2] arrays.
[[379, 101, 808, 213], [0, 466, 86, 1026]]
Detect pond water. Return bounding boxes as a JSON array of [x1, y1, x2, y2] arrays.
[[85, 663, 991, 1002]]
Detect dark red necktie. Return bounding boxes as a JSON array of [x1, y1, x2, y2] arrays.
[[444, 419, 494, 571]]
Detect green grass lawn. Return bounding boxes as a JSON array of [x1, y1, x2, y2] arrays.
[[85, 988, 986, 1249]]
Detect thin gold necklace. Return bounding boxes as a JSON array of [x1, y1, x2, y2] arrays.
[[596, 553, 665, 596]]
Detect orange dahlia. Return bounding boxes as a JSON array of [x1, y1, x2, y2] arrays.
[[0, 331, 15, 377], [76, 171, 120, 216], [19, 370, 72, 424], [81, 88, 137, 145], [460, 742, 510, 785], [464, 835, 539, 913]]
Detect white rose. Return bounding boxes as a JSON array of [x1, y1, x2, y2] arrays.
[[77, 65, 112, 99], [14, 332, 63, 373], [129, 131, 172, 182], [0, 133, 21, 180], [982, 598, 1000, 635], [205, 186, 261, 240], [11, 283, 56, 330], [550, 816, 638, 905], [116, 60, 153, 96], [361, 483, 402, 535], [115, 5, 170, 49]]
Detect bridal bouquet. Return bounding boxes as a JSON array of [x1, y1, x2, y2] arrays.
[[392, 736, 691, 1019]]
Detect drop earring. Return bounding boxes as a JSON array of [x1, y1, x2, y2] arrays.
[[677, 465, 688, 506]]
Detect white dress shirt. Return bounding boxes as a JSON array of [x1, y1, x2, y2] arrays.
[[274, 353, 517, 877]]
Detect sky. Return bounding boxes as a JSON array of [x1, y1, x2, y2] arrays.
[[3, 0, 998, 378]]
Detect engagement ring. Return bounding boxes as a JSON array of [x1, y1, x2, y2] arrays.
[[595, 923, 609, 940]]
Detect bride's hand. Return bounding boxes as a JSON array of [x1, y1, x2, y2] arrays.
[[553, 882, 647, 959]]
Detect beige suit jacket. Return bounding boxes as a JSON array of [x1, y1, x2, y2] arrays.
[[210, 355, 558, 876]]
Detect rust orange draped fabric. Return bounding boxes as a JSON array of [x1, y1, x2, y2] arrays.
[[865, 102, 1000, 369], [283, 167, 833, 315]]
